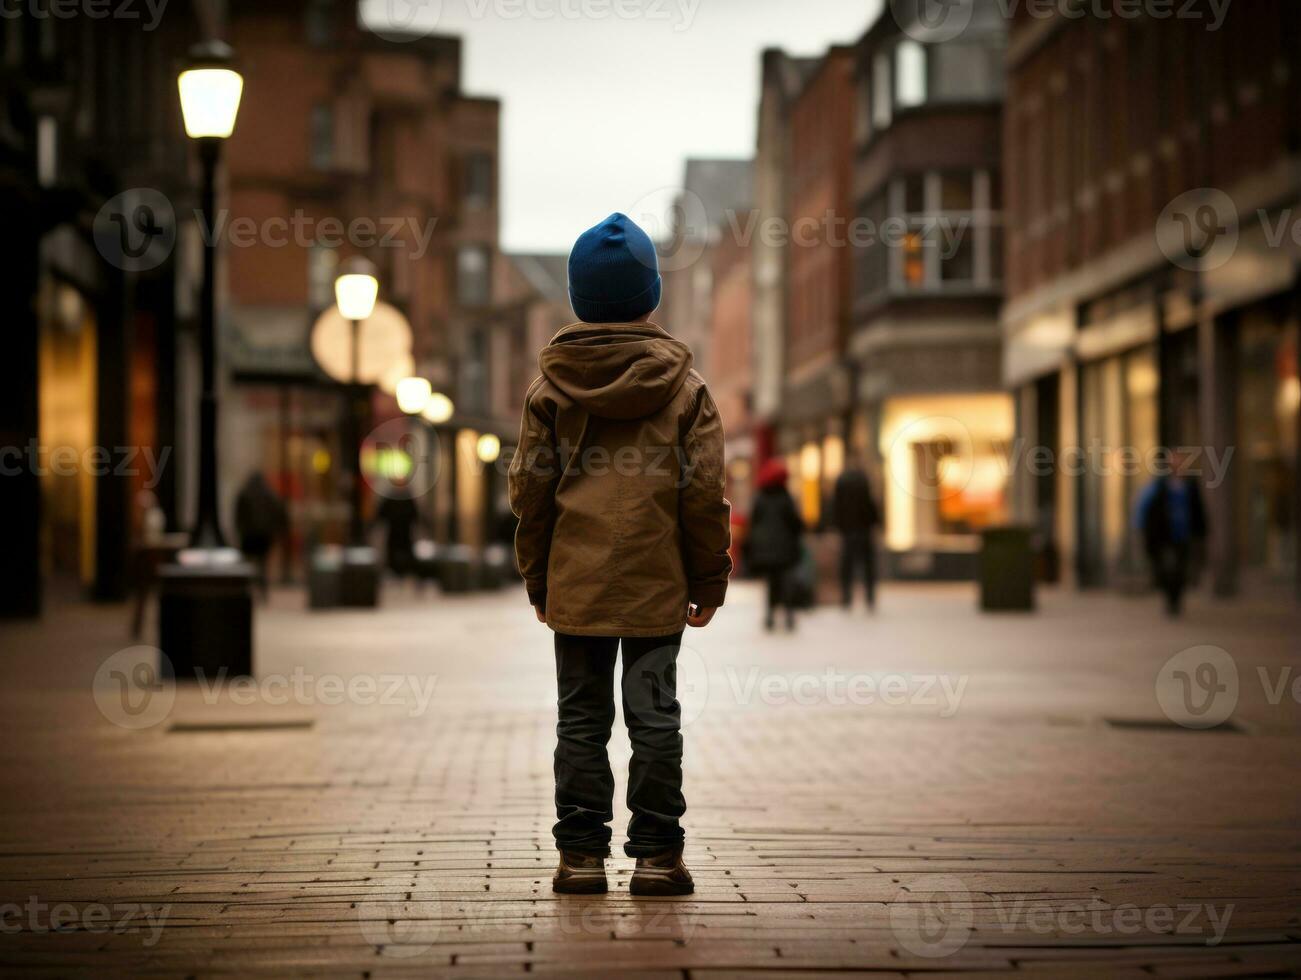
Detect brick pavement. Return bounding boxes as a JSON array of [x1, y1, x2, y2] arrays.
[[0, 581, 1299, 976]]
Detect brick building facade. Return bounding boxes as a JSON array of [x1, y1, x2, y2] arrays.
[[1002, 0, 1301, 595]]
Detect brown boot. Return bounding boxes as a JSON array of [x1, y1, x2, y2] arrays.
[[629, 848, 694, 897], [552, 850, 608, 894]]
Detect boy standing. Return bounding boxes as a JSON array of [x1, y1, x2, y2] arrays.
[[509, 213, 732, 896]]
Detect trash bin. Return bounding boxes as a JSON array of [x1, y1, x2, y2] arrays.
[[979, 526, 1035, 612], [439, 544, 478, 593]]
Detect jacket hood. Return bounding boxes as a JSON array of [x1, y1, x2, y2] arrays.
[[539, 321, 692, 420]]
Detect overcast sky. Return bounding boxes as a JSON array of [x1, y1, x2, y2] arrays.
[[363, 0, 882, 252]]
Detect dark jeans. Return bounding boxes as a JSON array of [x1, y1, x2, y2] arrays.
[[553, 631, 686, 858], [1153, 541, 1191, 616], [839, 530, 876, 608], [764, 569, 793, 627]]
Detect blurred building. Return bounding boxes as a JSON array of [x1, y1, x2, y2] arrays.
[[0, 3, 210, 615], [780, 46, 856, 528], [1002, 0, 1301, 594], [220, 0, 505, 566], [845, 2, 1010, 578], [659, 158, 752, 378], [486, 252, 571, 542], [751, 50, 820, 474], [708, 225, 754, 516]]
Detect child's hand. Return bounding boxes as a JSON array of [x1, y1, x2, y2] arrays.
[[534, 606, 547, 624], [686, 604, 716, 628]]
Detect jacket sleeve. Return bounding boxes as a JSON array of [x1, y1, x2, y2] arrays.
[[508, 380, 560, 607], [679, 383, 733, 607]]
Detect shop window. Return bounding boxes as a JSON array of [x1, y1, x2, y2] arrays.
[[308, 245, 337, 310], [988, 226, 1005, 283], [856, 193, 888, 299], [872, 52, 892, 130], [463, 152, 494, 210], [310, 105, 333, 171], [941, 172, 974, 211], [456, 245, 491, 307], [940, 230, 975, 282], [895, 40, 927, 110], [902, 226, 926, 286], [305, 0, 335, 46], [855, 74, 873, 144], [931, 41, 1003, 102], [904, 174, 926, 214]]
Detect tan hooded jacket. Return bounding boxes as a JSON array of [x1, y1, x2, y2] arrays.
[[508, 321, 732, 637]]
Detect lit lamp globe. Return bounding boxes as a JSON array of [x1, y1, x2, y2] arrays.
[[334, 257, 379, 321], [395, 377, 432, 415], [422, 392, 454, 425], [177, 41, 244, 139], [476, 433, 501, 464]]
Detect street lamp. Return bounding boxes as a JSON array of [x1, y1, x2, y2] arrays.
[[177, 40, 243, 549], [395, 377, 432, 415], [335, 257, 379, 548], [422, 392, 455, 425], [158, 41, 251, 682]]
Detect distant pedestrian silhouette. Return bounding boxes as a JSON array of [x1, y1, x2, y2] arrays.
[[375, 495, 422, 578], [830, 454, 881, 611], [234, 472, 286, 598], [1134, 449, 1207, 617], [747, 459, 804, 631]]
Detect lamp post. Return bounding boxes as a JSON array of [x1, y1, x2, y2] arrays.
[[334, 257, 379, 547], [178, 40, 244, 549], [158, 41, 252, 681]]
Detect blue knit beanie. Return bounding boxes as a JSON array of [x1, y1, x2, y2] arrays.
[[567, 213, 662, 324]]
